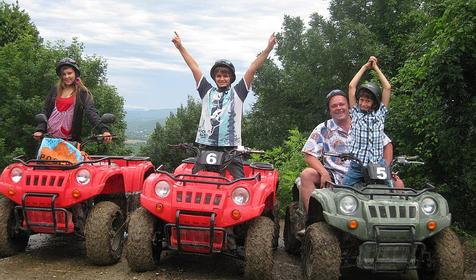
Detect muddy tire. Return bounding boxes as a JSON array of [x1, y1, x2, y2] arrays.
[[125, 207, 160, 272], [284, 201, 300, 255], [272, 200, 280, 249], [244, 216, 275, 280], [302, 222, 340, 280], [84, 201, 125, 265], [418, 228, 464, 280], [0, 198, 29, 257]]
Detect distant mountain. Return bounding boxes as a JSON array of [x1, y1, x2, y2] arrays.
[[125, 108, 176, 140]]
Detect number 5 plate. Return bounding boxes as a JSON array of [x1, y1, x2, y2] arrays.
[[367, 163, 390, 180]]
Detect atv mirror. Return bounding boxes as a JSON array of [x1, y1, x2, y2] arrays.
[[101, 113, 115, 124], [35, 113, 48, 124]]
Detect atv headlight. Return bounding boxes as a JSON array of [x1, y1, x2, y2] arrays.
[[339, 195, 358, 215], [11, 167, 23, 183], [232, 187, 250, 205], [421, 197, 437, 215], [154, 181, 171, 198], [76, 169, 91, 185]]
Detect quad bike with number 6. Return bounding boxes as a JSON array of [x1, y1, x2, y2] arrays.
[[125, 144, 280, 280]]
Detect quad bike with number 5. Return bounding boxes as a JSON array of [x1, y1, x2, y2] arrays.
[[0, 114, 155, 265], [125, 143, 279, 280], [284, 153, 464, 279]]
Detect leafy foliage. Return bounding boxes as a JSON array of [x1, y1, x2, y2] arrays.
[[0, 1, 40, 47], [256, 129, 307, 215], [387, 0, 476, 228], [0, 2, 127, 168], [140, 97, 201, 170]]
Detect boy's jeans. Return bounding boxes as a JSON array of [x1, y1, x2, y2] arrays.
[[343, 160, 393, 187]]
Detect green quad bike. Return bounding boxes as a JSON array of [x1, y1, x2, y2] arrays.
[[284, 153, 464, 279]]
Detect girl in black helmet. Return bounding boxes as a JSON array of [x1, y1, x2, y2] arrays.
[[343, 56, 392, 186], [33, 58, 111, 143], [172, 32, 275, 178]]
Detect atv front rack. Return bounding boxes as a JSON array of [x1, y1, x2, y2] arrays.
[[13, 155, 150, 170], [357, 225, 426, 272], [156, 170, 261, 187], [328, 182, 436, 200], [164, 210, 227, 255], [14, 193, 72, 234]]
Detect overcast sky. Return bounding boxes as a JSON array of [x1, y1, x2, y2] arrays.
[[10, 0, 330, 110]]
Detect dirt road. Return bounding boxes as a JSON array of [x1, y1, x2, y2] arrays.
[[2, 218, 476, 280], [0, 230, 431, 280]]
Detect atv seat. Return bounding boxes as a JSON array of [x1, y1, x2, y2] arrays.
[[182, 157, 195, 163], [250, 162, 274, 170]]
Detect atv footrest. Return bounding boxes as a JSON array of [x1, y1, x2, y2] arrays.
[[14, 193, 73, 234], [165, 210, 227, 254]]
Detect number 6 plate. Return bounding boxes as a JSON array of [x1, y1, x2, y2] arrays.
[[197, 150, 225, 166]]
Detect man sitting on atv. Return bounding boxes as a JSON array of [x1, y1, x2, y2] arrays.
[[172, 31, 275, 178], [300, 89, 402, 213]]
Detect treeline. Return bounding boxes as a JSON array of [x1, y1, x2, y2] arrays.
[[0, 1, 128, 166], [142, 0, 476, 229]]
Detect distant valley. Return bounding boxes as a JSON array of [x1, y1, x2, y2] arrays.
[[125, 108, 176, 140]]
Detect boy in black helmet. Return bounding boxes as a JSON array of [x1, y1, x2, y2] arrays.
[[343, 56, 392, 186], [172, 32, 276, 178]]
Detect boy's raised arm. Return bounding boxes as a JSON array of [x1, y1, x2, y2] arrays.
[[372, 59, 391, 108], [243, 33, 276, 88], [172, 32, 202, 85], [348, 57, 373, 107]]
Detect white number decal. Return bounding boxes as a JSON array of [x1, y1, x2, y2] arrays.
[[376, 167, 387, 179], [206, 153, 217, 164]]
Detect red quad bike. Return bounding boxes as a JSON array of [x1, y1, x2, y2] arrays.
[[0, 113, 155, 265], [125, 143, 280, 280]]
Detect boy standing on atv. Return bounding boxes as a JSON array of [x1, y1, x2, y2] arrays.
[[343, 56, 392, 186], [172, 32, 276, 178]]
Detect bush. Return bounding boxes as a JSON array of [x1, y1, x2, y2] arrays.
[[256, 129, 307, 216]]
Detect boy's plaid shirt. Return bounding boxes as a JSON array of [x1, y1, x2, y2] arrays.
[[349, 105, 388, 165]]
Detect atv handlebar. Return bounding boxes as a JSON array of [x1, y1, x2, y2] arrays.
[[324, 152, 424, 167], [394, 156, 425, 166], [168, 143, 199, 154], [235, 146, 265, 155], [168, 143, 264, 156], [70, 134, 116, 148], [323, 152, 363, 165]]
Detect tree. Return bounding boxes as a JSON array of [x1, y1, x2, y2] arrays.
[[257, 129, 307, 215], [245, 12, 382, 149], [329, 0, 424, 77], [388, 0, 476, 229], [0, 1, 40, 47], [0, 3, 127, 168]]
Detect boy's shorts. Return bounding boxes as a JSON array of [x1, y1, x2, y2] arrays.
[[343, 160, 393, 187]]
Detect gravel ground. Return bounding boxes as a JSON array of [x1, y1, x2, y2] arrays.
[[0, 224, 474, 280]]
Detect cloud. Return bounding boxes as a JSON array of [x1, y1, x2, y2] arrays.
[[107, 56, 187, 72], [11, 0, 330, 109]]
